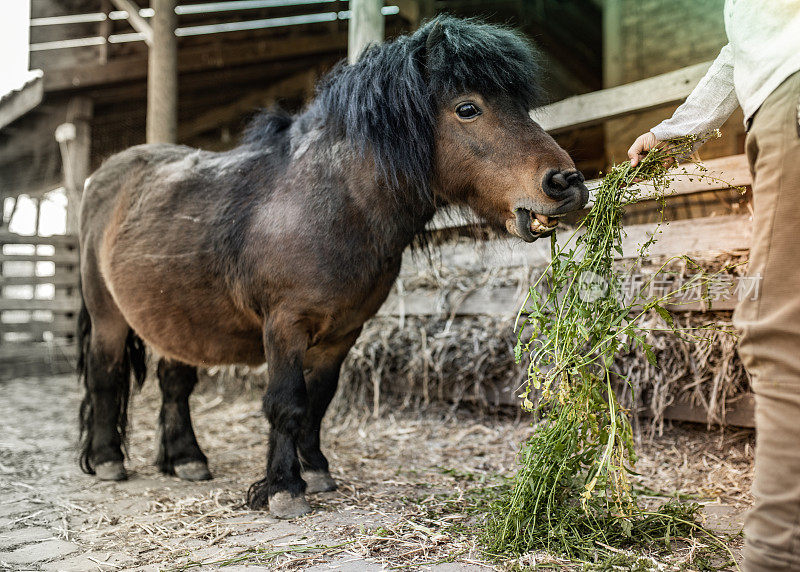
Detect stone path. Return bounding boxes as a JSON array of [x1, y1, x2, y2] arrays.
[[0, 375, 495, 571], [0, 374, 750, 571], [1, 376, 90, 571]]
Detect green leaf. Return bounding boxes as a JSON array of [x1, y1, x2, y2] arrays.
[[652, 304, 674, 327], [644, 344, 658, 367], [620, 518, 633, 537]]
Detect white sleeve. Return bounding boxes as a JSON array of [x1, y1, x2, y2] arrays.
[[650, 43, 739, 141]]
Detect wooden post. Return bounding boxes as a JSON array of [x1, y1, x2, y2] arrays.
[[603, 0, 624, 88], [56, 97, 93, 235], [147, 0, 178, 143], [111, 0, 154, 45], [99, 0, 112, 64], [348, 0, 384, 64]]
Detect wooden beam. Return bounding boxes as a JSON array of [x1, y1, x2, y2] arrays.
[[378, 282, 740, 319], [0, 298, 80, 312], [0, 251, 80, 264], [602, 0, 623, 88], [177, 68, 318, 141], [383, 215, 752, 338], [0, 72, 44, 130], [0, 232, 77, 247], [378, 285, 526, 318], [660, 394, 755, 428], [348, 0, 384, 63], [586, 154, 751, 207], [0, 273, 80, 287], [415, 214, 751, 278], [0, 344, 77, 361], [531, 61, 713, 134], [619, 214, 750, 259], [44, 31, 348, 92], [109, 0, 154, 46], [147, 0, 178, 143]]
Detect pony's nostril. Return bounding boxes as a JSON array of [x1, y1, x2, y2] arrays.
[[550, 172, 569, 190], [566, 171, 585, 186], [543, 169, 582, 200]]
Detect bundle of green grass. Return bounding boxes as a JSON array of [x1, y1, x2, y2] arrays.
[[486, 134, 740, 566]]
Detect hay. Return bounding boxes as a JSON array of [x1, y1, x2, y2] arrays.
[[618, 311, 748, 437], [334, 314, 526, 416], [59, 371, 748, 570]]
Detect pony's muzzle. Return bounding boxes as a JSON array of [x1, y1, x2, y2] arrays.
[[542, 169, 589, 211]]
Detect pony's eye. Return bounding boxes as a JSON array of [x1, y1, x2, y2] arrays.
[[455, 102, 481, 120]]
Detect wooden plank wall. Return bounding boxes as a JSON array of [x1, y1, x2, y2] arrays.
[[0, 232, 79, 379]]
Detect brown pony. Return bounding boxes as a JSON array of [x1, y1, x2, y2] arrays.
[[77, 17, 588, 518]]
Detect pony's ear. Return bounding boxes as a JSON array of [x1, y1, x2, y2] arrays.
[[425, 19, 444, 54]]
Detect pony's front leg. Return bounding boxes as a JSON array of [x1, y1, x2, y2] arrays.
[[247, 320, 311, 518], [297, 329, 361, 494]]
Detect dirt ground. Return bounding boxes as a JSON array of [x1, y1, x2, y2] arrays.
[[1, 374, 753, 571]]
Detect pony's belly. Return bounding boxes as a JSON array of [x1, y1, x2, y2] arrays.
[[144, 322, 265, 367], [106, 267, 265, 366]]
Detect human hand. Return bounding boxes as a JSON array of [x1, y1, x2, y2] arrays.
[[627, 132, 660, 167]]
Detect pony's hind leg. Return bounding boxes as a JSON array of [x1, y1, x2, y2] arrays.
[[155, 358, 211, 481], [78, 301, 145, 481], [297, 330, 360, 494]]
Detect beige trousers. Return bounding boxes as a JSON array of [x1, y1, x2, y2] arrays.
[[735, 70, 800, 572]]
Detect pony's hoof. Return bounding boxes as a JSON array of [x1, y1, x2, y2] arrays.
[[95, 461, 127, 481], [302, 470, 337, 493], [269, 491, 311, 519], [174, 461, 212, 481]]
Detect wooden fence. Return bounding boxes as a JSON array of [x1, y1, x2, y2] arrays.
[[0, 232, 80, 379]]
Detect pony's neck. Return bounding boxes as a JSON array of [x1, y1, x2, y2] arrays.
[[350, 164, 438, 258], [298, 123, 438, 258]]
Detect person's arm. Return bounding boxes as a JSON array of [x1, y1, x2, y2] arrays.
[[628, 43, 739, 166]]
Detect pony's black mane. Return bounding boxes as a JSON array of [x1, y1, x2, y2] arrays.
[[244, 17, 545, 207], [241, 107, 293, 148]]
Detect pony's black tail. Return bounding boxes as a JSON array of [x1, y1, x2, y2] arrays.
[[77, 288, 147, 474]]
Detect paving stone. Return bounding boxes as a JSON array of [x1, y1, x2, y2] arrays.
[[304, 558, 385, 571], [41, 550, 132, 571], [0, 525, 53, 549], [220, 515, 278, 525], [702, 503, 746, 534], [1, 539, 79, 564], [173, 546, 232, 565], [0, 501, 35, 518], [226, 522, 307, 547]]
